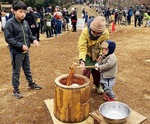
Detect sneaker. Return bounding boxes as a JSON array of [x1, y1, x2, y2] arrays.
[[12, 90, 23, 99], [103, 94, 117, 102], [28, 83, 42, 90], [96, 85, 104, 94]]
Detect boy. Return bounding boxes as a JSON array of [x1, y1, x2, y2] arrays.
[[4, 1, 42, 99], [95, 40, 117, 101]]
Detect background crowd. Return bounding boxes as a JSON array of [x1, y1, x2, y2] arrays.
[[0, 1, 150, 40]]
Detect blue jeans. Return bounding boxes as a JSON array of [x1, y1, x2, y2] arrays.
[[55, 20, 62, 35]]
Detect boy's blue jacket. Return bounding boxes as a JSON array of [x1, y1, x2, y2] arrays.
[[4, 16, 37, 54]]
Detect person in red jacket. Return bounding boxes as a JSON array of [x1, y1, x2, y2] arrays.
[[70, 8, 77, 32]]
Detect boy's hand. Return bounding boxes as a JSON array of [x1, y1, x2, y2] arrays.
[[33, 40, 39, 46], [22, 45, 29, 51]]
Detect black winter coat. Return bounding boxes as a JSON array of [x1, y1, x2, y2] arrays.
[[4, 16, 36, 53]]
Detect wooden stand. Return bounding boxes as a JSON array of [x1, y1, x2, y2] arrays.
[[89, 109, 147, 124], [54, 74, 90, 123], [44, 99, 147, 124]]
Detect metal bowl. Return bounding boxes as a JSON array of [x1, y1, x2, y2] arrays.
[[99, 101, 130, 124]]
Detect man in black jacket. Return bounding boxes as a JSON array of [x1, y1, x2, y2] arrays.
[[24, 7, 38, 39], [134, 5, 142, 27], [70, 8, 77, 32]]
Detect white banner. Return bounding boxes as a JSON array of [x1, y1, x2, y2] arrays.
[[77, 18, 85, 30], [69, 18, 85, 30]]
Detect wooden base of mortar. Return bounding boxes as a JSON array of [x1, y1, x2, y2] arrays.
[[44, 99, 94, 124]]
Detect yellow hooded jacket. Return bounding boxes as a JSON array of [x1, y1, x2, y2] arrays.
[[77, 27, 109, 61], [144, 13, 150, 20]]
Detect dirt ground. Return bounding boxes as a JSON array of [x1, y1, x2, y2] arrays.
[[0, 8, 150, 124]]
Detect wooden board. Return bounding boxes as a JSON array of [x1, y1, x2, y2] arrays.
[[90, 109, 147, 124], [144, 59, 150, 62], [44, 99, 147, 124], [44, 99, 94, 124]]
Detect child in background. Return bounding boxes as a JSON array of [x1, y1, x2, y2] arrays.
[[95, 40, 117, 102], [110, 13, 115, 23], [51, 15, 56, 36], [84, 12, 88, 27], [144, 10, 150, 27], [62, 17, 67, 31], [44, 10, 52, 38], [4, 1, 42, 99], [0, 9, 9, 30]]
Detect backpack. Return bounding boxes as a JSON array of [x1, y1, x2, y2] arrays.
[[129, 10, 132, 16], [135, 10, 140, 16], [33, 13, 41, 27], [46, 19, 51, 27]]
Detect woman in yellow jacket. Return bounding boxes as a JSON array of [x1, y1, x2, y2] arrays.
[[78, 16, 109, 93]]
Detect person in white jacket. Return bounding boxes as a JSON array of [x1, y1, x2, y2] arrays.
[[1, 9, 9, 30]]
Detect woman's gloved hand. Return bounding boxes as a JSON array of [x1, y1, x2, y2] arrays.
[[79, 59, 86, 70]]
